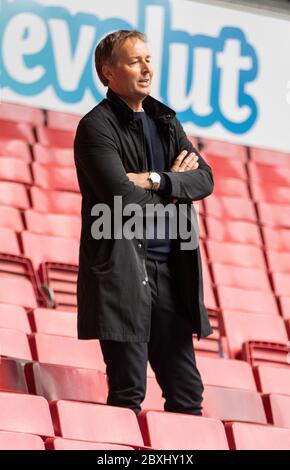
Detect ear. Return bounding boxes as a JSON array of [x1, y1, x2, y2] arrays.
[[102, 64, 114, 83]]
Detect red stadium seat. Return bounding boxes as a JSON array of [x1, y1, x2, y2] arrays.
[[211, 177, 249, 198], [50, 401, 144, 448], [204, 195, 257, 222], [254, 365, 290, 395], [0, 357, 29, 393], [0, 277, 38, 309], [138, 411, 229, 450], [196, 356, 257, 391], [45, 438, 133, 450], [212, 264, 271, 292], [217, 286, 278, 315], [141, 377, 164, 411], [39, 262, 78, 310], [272, 272, 290, 296], [0, 102, 44, 126], [225, 422, 290, 450], [0, 119, 34, 143], [29, 308, 77, 337], [32, 162, 79, 192], [0, 182, 30, 209], [0, 327, 32, 361], [0, 303, 31, 333], [24, 210, 81, 240], [206, 217, 262, 246], [201, 138, 247, 162], [251, 182, 290, 205], [33, 143, 74, 167], [0, 227, 21, 256], [267, 250, 290, 273], [0, 206, 23, 232], [242, 342, 290, 368], [0, 391, 54, 436], [262, 227, 290, 252], [25, 362, 107, 403], [219, 310, 288, 359], [204, 155, 247, 180], [0, 138, 31, 162], [206, 240, 266, 269], [29, 333, 106, 371], [21, 231, 79, 271], [257, 202, 290, 228], [36, 127, 75, 148], [0, 157, 32, 184], [0, 430, 45, 450], [263, 394, 290, 428], [30, 187, 81, 215], [203, 385, 267, 424], [249, 162, 290, 187], [250, 147, 290, 167], [46, 111, 81, 131]]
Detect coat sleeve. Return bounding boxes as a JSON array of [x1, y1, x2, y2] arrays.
[[162, 118, 214, 202], [74, 116, 172, 209]]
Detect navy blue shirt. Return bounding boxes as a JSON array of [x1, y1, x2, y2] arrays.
[[133, 110, 172, 261]]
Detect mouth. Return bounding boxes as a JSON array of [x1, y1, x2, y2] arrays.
[[138, 79, 150, 86]]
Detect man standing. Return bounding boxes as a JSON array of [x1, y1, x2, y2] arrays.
[[74, 30, 214, 416]]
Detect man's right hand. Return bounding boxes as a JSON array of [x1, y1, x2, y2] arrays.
[[171, 150, 199, 173]]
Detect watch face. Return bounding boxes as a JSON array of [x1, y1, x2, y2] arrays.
[[151, 172, 161, 183]]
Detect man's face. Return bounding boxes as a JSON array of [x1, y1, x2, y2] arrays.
[[103, 38, 153, 102]]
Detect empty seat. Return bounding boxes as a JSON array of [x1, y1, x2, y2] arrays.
[[210, 177, 249, 198], [0, 119, 34, 143], [257, 202, 290, 228], [212, 264, 271, 292], [33, 143, 74, 167], [220, 310, 288, 359], [279, 296, 290, 320], [263, 394, 290, 428], [272, 272, 290, 296], [0, 303, 31, 333], [206, 217, 262, 245], [201, 138, 247, 161], [30, 187, 81, 215], [267, 250, 290, 274], [29, 333, 105, 371], [0, 102, 44, 126], [196, 356, 257, 391], [203, 385, 267, 424], [36, 127, 75, 148], [45, 437, 133, 450], [0, 430, 45, 450], [204, 195, 256, 222], [205, 155, 247, 180], [138, 411, 229, 450], [0, 277, 37, 308], [254, 365, 290, 395], [21, 231, 79, 271], [225, 422, 290, 450], [250, 147, 290, 167], [216, 286, 278, 315], [0, 357, 28, 393], [141, 377, 164, 411], [24, 210, 80, 240], [0, 182, 30, 209], [46, 111, 81, 131], [249, 162, 290, 187], [0, 206, 23, 232], [206, 240, 266, 269], [0, 138, 31, 162], [251, 183, 290, 205], [0, 391, 54, 436], [29, 308, 76, 337], [32, 162, 79, 192], [0, 227, 21, 256], [50, 400, 144, 448], [262, 227, 290, 252], [0, 327, 32, 360], [243, 342, 290, 368], [0, 157, 32, 184], [25, 362, 107, 403]]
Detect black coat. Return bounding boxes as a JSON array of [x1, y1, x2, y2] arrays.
[[74, 88, 214, 342]]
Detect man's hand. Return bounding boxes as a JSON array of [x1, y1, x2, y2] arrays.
[[127, 171, 151, 189], [171, 150, 199, 173]]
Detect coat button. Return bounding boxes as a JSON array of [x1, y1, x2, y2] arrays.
[[142, 280, 147, 285], [138, 243, 142, 248]]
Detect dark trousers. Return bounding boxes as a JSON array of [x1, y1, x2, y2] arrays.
[[100, 258, 204, 415]]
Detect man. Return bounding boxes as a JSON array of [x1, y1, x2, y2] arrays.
[[74, 30, 214, 416]]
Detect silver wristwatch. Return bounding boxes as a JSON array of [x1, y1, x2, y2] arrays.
[[148, 171, 161, 190]]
